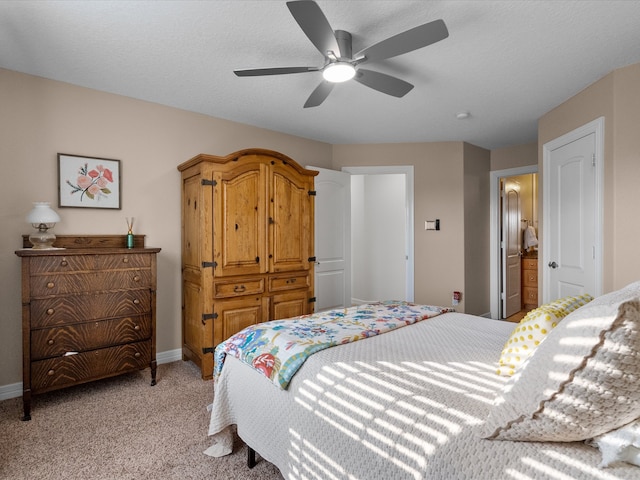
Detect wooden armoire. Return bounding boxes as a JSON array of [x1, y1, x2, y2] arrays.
[[177, 149, 318, 379]]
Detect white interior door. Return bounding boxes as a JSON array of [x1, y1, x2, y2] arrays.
[[543, 117, 603, 302], [545, 134, 597, 299], [502, 181, 522, 318], [308, 166, 351, 311]]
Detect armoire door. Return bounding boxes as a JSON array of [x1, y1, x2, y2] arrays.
[[213, 162, 268, 277], [213, 296, 267, 348], [269, 163, 313, 273]]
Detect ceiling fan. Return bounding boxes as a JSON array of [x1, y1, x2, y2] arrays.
[[234, 0, 449, 108]]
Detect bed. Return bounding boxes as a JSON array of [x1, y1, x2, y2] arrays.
[[206, 289, 640, 479]]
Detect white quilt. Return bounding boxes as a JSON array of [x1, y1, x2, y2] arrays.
[[207, 312, 639, 479]]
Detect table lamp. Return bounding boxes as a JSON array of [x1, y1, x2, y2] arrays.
[[26, 202, 61, 249]]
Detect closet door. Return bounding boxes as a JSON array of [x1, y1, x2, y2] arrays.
[[213, 162, 268, 277], [269, 163, 313, 273]]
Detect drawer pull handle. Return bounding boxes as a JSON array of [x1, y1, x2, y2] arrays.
[[133, 299, 141, 305], [133, 275, 141, 282], [46, 308, 55, 315], [134, 325, 140, 331], [123, 257, 129, 263], [286, 278, 297, 284], [60, 260, 68, 267], [47, 282, 55, 289], [234, 285, 246, 293], [47, 339, 54, 345], [134, 352, 141, 358], [47, 369, 55, 376]]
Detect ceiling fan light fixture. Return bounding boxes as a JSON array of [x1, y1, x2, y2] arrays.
[[322, 62, 355, 83]]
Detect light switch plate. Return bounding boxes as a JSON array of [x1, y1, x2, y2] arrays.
[[425, 220, 437, 230]]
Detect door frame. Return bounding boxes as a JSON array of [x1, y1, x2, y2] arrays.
[[342, 165, 415, 302], [490, 165, 537, 319], [541, 117, 604, 302]]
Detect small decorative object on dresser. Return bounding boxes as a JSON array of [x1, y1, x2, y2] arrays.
[[177, 148, 317, 379], [15, 234, 161, 420]]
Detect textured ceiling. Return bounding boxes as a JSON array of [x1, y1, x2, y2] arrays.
[[2, 0, 640, 150]]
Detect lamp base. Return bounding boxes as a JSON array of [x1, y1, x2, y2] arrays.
[[29, 232, 57, 249]]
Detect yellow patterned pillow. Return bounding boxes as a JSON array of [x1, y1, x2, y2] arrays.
[[496, 294, 593, 376]]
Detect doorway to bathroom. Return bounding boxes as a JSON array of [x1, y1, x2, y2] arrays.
[[490, 166, 539, 320]]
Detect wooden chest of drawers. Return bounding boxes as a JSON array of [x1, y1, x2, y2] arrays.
[[522, 257, 538, 311], [16, 235, 160, 420]]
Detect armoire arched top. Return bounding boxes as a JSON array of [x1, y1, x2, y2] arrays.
[[178, 148, 319, 177]]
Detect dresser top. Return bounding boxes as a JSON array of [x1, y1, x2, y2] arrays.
[[16, 234, 160, 256], [16, 247, 161, 257]]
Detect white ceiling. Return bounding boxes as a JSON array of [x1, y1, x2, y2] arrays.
[[2, 0, 640, 150]]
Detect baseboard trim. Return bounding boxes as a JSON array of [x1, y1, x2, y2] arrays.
[[0, 382, 22, 402], [157, 348, 182, 365], [0, 348, 184, 401]]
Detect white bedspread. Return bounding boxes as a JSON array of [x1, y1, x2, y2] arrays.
[[207, 312, 639, 479]]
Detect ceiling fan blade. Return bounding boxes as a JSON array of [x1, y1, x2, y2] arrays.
[[234, 66, 319, 77], [354, 69, 414, 98], [304, 81, 335, 108], [287, 0, 341, 57], [355, 19, 449, 62]]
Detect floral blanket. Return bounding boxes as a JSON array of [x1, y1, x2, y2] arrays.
[[213, 301, 453, 389]]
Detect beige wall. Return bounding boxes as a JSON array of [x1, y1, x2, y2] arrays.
[[490, 142, 537, 171], [0, 68, 333, 387], [332, 142, 491, 315], [611, 64, 640, 288], [538, 63, 640, 292], [463, 143, 491, 315]]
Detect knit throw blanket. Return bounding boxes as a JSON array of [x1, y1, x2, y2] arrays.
[[214, 301, 453, 389]]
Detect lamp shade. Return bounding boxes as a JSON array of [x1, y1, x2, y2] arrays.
[[26, 202, 61, 225], [26, 202, 61, 249]]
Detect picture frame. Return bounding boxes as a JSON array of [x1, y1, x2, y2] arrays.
[[58, 153, 121, 209]]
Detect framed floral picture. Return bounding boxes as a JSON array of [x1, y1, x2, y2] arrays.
[[58, 153, 121, 209]]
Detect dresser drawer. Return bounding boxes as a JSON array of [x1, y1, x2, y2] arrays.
[[95, 254, 151, 270], [29, 253, 152, 274], [522, 269, 538, 287], [523, 286, 538, 304], [31, 290, 151, 328], [29, 255, 93, 274], [91, 269, 152, 291], [213, 278, 265, 298], [31, 340, 151, 392], [30, 269, 152, 297], [268, 273, 310, 292], [522, 259, 537, 270], [31, 315, 151, 360]]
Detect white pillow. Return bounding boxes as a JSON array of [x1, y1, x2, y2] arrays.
[[497, 294, 593, 376], [588, 419, 640, 468], [483, 281, 640, 442]]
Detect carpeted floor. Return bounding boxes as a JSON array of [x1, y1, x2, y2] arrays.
[[0, 361, 283, 479]]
